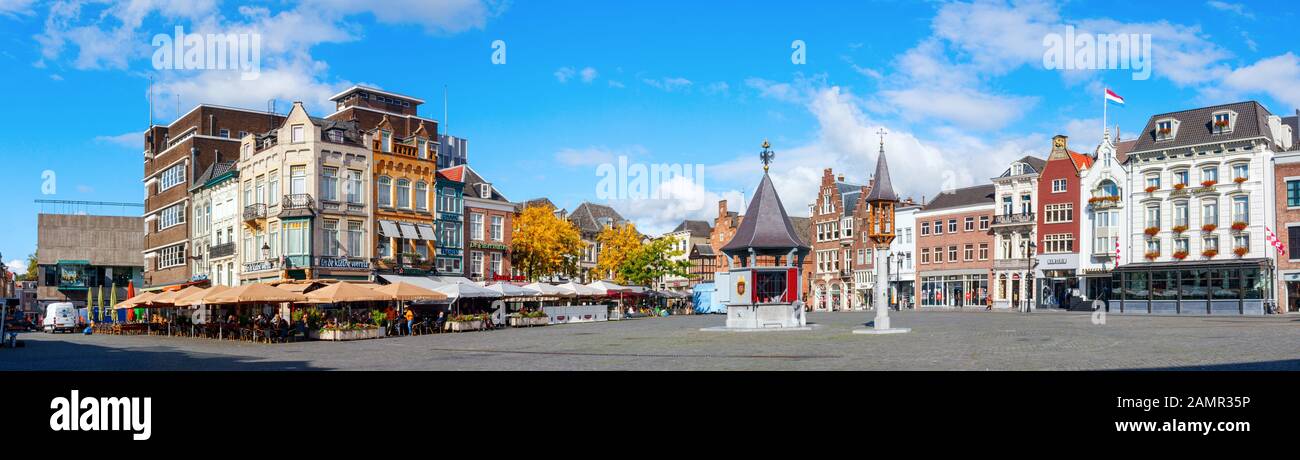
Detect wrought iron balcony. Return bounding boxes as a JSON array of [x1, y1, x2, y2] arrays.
[[279, 194, 316, 218], [992, 212, 1035, 226], [209, 242, 236, 259], [243, 203, 266, 221]]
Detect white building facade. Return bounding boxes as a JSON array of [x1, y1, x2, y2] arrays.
[[1077, 130, 1133, 307], [989, 156, 1044, 310]]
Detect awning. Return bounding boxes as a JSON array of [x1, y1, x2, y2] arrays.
[[378, 274, 443, 292], [417, 224, 437, 241], [379, 220, 401, 238], [399, 223, 420, 240]]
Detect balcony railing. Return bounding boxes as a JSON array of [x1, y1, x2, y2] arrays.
[[992, 212, 1035, 226], [209, 242, 236, 259], [279, 194, 315, 218], [243, 203, 266, 221]]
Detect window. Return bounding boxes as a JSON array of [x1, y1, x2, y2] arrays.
[[378, 238, 391, 259], [268, 170, 279, 206], [159, 203, 185, 229], [1021, 194, 1032, 214], [377, 176, 392, 207], [415, 181, 428, 211], [1146, 204, 1161, 228], [1233, 234, 1249, 252], [1213, 112, 1232, 134], [269, 223, 279, 259], [842, 218, 853, 238], [920, 222, 930, 236], [1173, 202, 1188, 227], [159, 244, 186, 269], [1289, 180, 1300, 208], [1002, 195, 1013, 215], [1172, 170, 1189, 187], [1204, 236, 1219, 252], [255, 175, 265, 204], [933, 247, 943, 263], [439, 187, 460, 213], [1146, 174, 1160, 190], [930, 221, 941, 235], [1052, 178, 1067, 193], [323, 220, 340, 256], [1289, 228, 1300, 260], [1232, 196, 1249, 224], [471, 213, 485, 241], [979, 215, 989, 230], [291, 124, 304, 143], [948, 219, 957, 233], [381, 131, 392, 152], [396, 179, 411, 209], [964, 244, 974, 261], [321, 167, 338, 201], [1146, 238, 1161, 255], [1202, 167, 1218, 184], [285, 221, 308, 256], [418, 139, 428, 159], [160, 164, 186, 190], [219, 128, 230, 138], [290, 166, 306, 195], [491, 215, 504, 241], [1156, 120, 1174, 140], [1043, 234, 1074, 253], [1232, 163, 1249, 181], [1044, 203, 1073, 223], [1099, 180, 1119, 197], [490, 253, 503, 277], [920, 248, 930, 264], [1174, 237, 1189, 253], [964, 217, 974, 231], [978, 243, 989, 260]]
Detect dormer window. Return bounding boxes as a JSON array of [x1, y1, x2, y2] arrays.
[[327, 129, 343, 143], [1155, 119, 1178, 141], [1012, 163, 1024, 176], [418, 139, 428, 159], [1211, 110, 1237, 135], [381, 131, 392, 152], [480, 183, 491, 198]]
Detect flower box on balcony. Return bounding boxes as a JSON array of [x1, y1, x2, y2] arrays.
[[1144, 186, 1159, 193], [1172, 251, 1189, 260], [1173, 183, 1186, 190], [1201, 180, 1217, 187], [1172, 225, 1188, 234], [1233, 177, 1247, 184], [1144, 227, 1160, 236], [1231, 222, 1248, 231], [1144, 252, 1160, 260], [1202, 224, 1217, 232], [1202, 249, 1218, 258], [1233, 247, 1249, 257]]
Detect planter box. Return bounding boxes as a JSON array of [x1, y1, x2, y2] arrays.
[[446, 320, 483, 332], [508, 316, 550, 327], [309, 327, 385, 341]]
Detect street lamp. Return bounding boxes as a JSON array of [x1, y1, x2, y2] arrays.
[[855, 129, 909, 334], [1020, 239, 1036, 313], [261, 242, 271, 261]]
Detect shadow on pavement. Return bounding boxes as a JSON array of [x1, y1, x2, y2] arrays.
[[0, 334, 325, 371], [1123, 359, 1300, 371]]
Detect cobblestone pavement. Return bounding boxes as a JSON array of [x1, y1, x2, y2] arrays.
[[4, 311, 1298, 370]]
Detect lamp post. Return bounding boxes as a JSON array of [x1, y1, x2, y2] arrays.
[[1021, 239, 1036, 313], [855, 129, 909, 334]]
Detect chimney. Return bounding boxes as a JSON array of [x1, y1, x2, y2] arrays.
[[208, 114, 214, 136], [837, 174, 845, 182], [214, 148, 220, 165], [190, 147, 199, 182]]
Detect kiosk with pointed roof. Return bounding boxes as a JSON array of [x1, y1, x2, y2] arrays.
[[855, 129, 910, 334], [702, 140, 813, 331]]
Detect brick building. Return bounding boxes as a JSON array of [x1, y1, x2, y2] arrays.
[[1034, 135, 1093, 309], [707, 199, 812, 301], [1272, 111, 1300, 312], [142, 105, 285, 289], [807, 168, 871, 311], [914, 185, 995, 308], [460, 165, 516, 281]]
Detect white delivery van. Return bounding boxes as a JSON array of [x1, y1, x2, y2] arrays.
[[42, 302, 78, 333]]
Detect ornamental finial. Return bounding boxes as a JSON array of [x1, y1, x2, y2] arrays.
[[760, 138, 774, 172]]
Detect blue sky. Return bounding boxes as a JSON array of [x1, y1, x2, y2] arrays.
[[2, 0, 1299, 272]]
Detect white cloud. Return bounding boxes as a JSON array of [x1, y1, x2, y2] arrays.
[[703, 81, 729, 95], [5, 259, 24, 274], [609, 177, 744, 236], [579, 66, 597, 84], [642, 76, 692, 92], [0, 0, 35, 17], [554, 145, 646, 167], [554, 66, 575, 83], [94, 131, 140, 148], [1214, 53, 1300, 109], [607, 80, 625, 88], [1207, 1, 1253, 19]]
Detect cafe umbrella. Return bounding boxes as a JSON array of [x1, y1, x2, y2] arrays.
[[203, 283, 306, 340]]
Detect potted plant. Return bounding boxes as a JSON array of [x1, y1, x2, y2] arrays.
[[1233, 247, 1249, 257], [1201, 224, 1217, 232], [1158, 127, 1172, 135], [1231, 221, 1248, 231], [1201, 180, 1217, 187], [1173, 183, 1186, 190], [1172, 225, 1188, 234], [1233, 176, 1247, 184], [1202, 249, 1218, 258], [1144, 251, 1160, 261], [447, 313, 486, 332], [1144, 185, 1159, 193], [1214, 119, 1230, 128], [1172, 250, 1189, 260], [1144, 227, 1160, 236], [508, 310, 550, 327]]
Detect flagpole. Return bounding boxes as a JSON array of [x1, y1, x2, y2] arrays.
[[1103, 86, 1108, 140]]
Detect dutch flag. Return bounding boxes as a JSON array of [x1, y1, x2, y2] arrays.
[[1105, 88, 1125, 106]]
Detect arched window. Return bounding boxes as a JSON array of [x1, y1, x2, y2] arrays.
[[396, 179, 411, 209], [377, 176, 392, 207], [415, 181, 428, 211], [1099, 180, 1118, 197]]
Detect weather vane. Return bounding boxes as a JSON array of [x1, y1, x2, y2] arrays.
[[760, 138, 774, 172]]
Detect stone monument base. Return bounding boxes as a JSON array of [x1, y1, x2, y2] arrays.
[[700, 303, 812, 332]]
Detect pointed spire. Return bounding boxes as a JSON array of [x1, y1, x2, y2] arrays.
[[864, 129, 898, 202]]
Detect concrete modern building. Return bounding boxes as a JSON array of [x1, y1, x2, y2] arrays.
[[660, 220, 711, 291], [915, 185, 995, 308], [990, 155, 1046, 310], [1113, 101, 1293, 315], [438, 134, 468, 169], [1035, 135, 1094, 310], [36, 213, 144, 310], [237, 102, 373, 284], [1078, 130, 1137, 308], [189, 161, 241, 287], [460, 165, 515, 281], [142, 105, 285, 290]]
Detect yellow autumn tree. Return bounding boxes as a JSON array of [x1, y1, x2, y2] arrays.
[[511, 205, 584, 281], [592, 223, 643, 284]]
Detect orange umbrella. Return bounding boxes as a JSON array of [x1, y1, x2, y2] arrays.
[[203, 283, 306, 304], [371, 282, 447, 301], [302, 282, 390, 304], [174, 285, 229, 306]]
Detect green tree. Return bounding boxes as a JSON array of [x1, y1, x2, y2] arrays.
[[617, 237, 691, 287], [21, 251, 38, 281]]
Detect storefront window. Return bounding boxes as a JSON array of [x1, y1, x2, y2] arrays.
[[1126, 272, 1149, 301], [1179, 270, 1205, 301]]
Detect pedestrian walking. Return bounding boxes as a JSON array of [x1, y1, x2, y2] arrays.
[[404, 308, 414, 336]]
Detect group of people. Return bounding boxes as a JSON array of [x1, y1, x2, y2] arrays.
[[384, 307, 449, 336], [241, 313, 305, 342]]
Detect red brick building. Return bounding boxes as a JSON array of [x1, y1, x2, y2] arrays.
[[1035, 135, 1093, 309], [1273, 113, 1300, 312], [914, 184, 995, 308], [459, 165, 516, 282], [807, 168, 872, 311]]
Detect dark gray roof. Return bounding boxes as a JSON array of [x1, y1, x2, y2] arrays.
[[863, 151, 898, 202], [923, 184, 995, 211], [570, 202, 627, 233], [672, 219, 712, 237], [461, 166, 509, 202], [1283, 113, 1299, 148], [996, 155, 1047, 178], [690, 243, 716, 258], [720, 173, 811, 256], [789, 216, 812, 246], [1130, 101, 1279, 153], [1114, 139, 1137, 163], [189, 161, 237, 191]]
